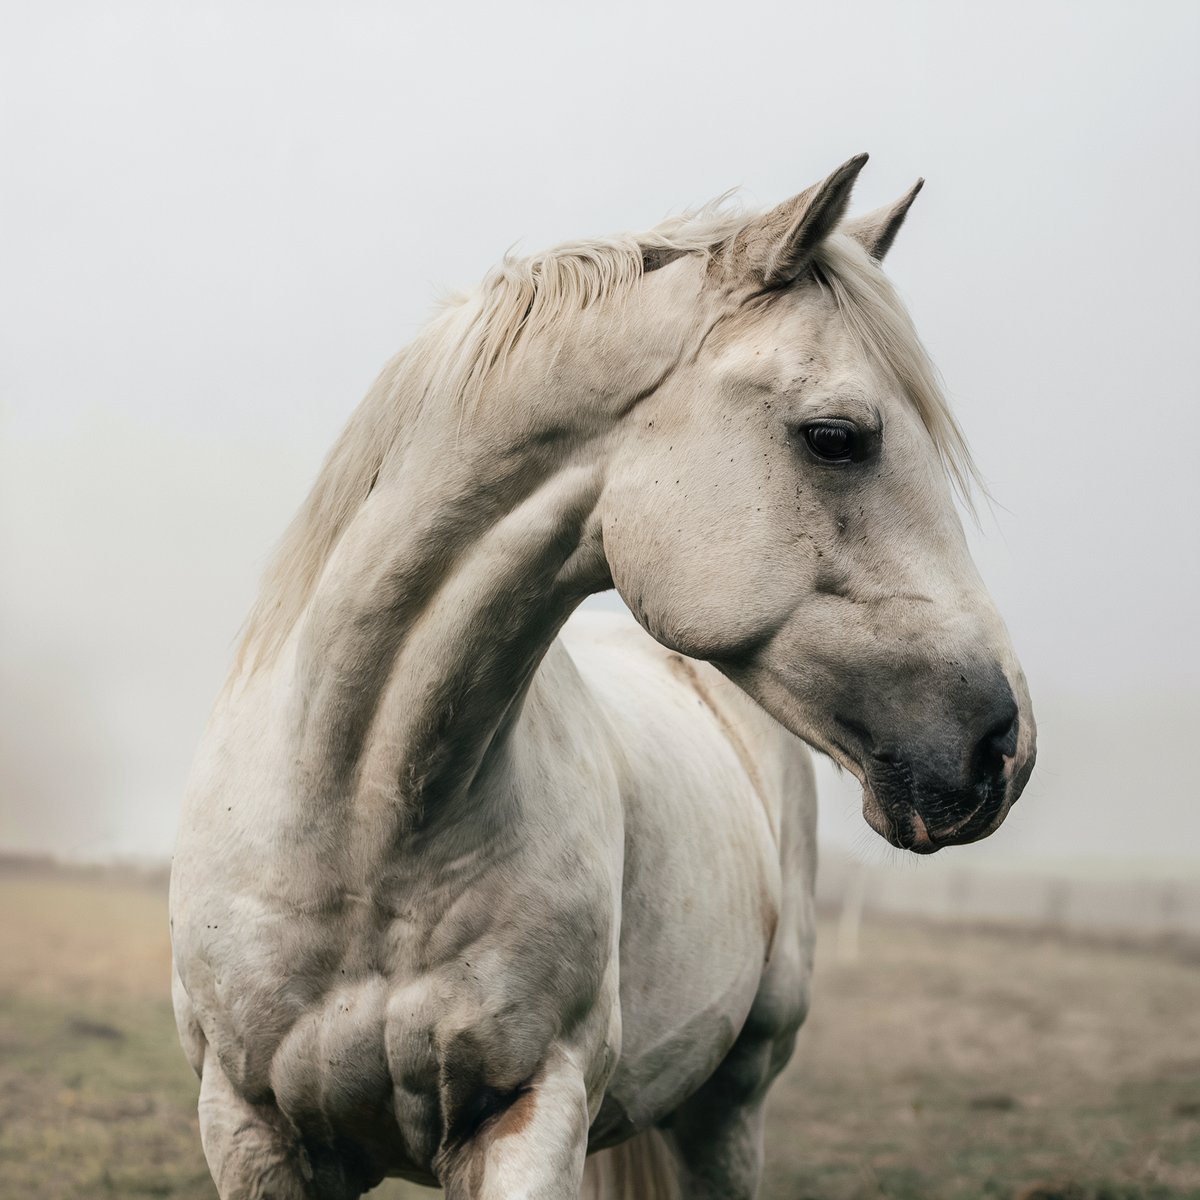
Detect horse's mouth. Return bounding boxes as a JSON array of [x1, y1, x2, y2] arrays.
[[861, 789, 934, 853], [860, 776, 1011, 855]]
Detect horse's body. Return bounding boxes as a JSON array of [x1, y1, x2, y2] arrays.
[[171, 156, 1035, 1198]]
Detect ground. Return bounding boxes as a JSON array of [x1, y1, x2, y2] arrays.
[[1, 869, 1198, 1200]]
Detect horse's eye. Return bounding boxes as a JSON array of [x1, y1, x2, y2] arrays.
[[803, 422, 857, 463]]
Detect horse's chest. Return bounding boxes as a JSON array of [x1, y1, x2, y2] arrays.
[[180, 853, 617, 1176]]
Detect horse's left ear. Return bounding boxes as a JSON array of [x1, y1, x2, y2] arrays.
[[731, 154, 870, 288], [842, 178, 924, 261]]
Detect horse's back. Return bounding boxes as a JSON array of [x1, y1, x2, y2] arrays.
[[558, 607, 818, 1132]]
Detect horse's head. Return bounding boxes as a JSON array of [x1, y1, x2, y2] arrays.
[[604, 156, 1035, 852]]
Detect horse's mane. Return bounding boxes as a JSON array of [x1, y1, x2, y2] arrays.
[[237, 203, 976, 672]]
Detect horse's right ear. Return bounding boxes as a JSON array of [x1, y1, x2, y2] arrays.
[[842, 178, 924, 261], [728, 154, 869, 288]]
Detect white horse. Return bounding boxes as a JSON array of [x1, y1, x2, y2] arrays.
[[170, 155, 1036, 1200]]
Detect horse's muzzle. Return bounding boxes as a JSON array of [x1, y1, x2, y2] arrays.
[[858, 701, 1034, 854]]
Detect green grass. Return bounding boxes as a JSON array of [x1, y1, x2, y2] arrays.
[[1, 871, 1198, 1199]]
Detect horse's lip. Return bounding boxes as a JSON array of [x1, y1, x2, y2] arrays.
[[905, 809, 941, 853], [940, 795, 1012, 846], [859, 758, 1017, 854], [860, 784, 942, 853], [861, 776, 1008, 854]]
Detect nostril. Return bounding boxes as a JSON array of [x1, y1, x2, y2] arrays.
[[974, 703, 1019, 778]]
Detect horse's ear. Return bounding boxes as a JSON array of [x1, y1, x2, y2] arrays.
[[732, 154, 869, 287], [843, 178, 924, 261]]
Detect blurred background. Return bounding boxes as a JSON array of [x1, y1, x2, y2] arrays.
[[2, 2, 1198, 1197]]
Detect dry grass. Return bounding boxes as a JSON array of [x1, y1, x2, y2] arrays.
[[762, 919, 1200, 1199], [1, 870, 1197, 1199]]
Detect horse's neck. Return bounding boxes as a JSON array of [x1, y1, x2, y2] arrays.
[[248, 255, 719, 838], [274, 413, 610, 838]]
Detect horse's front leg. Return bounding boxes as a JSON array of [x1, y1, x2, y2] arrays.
[[198, 1048, 364, 1200], [435, 1045, 592, 1200]]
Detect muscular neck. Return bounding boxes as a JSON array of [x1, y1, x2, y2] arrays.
[[279, 413, 612, 838], [256, 255, 719, 838]]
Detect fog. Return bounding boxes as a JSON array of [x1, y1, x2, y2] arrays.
[[2, 1, 1197, 870]]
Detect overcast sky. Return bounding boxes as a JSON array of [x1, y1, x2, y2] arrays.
[[1, 1, 1197, 871]]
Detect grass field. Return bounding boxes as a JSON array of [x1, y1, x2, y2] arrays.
[[1, 869, 1198, 1199]]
